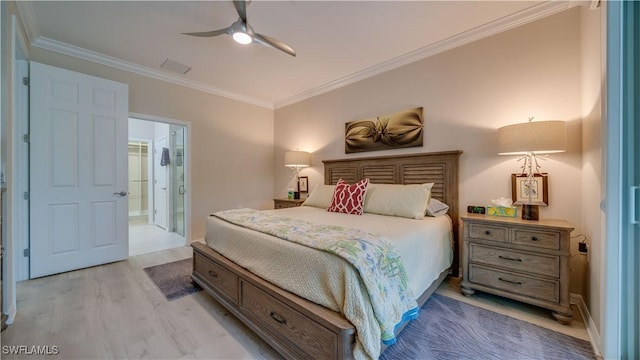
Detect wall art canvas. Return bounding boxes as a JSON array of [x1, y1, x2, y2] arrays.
[[345, 107, 423, 154]]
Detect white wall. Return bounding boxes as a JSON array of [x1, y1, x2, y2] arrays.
[[580, 5, 604, 334], [275, 8, 588, 293]]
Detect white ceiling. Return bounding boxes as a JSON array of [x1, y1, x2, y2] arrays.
[[17, 1, 572, 109]]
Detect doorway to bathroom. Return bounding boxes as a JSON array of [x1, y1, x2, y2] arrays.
[[128, 117, 188, 256]]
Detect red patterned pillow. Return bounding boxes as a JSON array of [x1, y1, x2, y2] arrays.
[[327, 179, 369, 215]]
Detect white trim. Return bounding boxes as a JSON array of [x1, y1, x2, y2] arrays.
[[273, 1, 573, 108], [8, 15, 30, 325], [31, 37, 273, 110], [16, 1, 572, 110], [571, 293, 603, 359], [129, 113, 192, 246]]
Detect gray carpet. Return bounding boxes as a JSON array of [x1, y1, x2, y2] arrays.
[[380, 293, 595, 360], [143, 258, 201, 301]]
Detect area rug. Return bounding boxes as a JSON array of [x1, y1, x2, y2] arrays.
[[143, 258, 201, 301], [380, 293, 595, 360]]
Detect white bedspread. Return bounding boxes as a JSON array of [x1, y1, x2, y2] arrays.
[[204, 206, 452, 359]]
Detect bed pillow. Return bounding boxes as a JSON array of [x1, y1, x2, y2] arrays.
[[302, 184, 336, 209], [426, 198, 449, 217], [363, 183, 434, 219], [327, 179, 369, 215]]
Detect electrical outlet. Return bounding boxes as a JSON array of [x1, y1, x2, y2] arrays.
[[578, 242, 588, 253]]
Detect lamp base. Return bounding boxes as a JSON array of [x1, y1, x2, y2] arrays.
[[521, 204, 539, 221]]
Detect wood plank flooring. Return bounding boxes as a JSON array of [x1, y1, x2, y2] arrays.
[[1, 246, 282, 359], [2, 246, 589, 359]]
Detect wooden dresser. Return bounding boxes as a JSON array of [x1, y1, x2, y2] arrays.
[[460, 214, 574, 324], [273, 198, 305, 209]]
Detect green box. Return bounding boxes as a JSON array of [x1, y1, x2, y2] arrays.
[[487, 205, 517, 217]]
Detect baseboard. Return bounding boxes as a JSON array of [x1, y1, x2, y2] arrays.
[[570, 293, 603, 359]]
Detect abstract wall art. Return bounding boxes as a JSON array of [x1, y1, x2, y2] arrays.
[[345, 107, 423, 153]]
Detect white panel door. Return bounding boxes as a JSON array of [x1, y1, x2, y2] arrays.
[[153, 137, 168, 230], [30, 62, 129, 278]]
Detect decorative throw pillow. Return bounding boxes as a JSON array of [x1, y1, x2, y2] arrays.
[[327, 179, 369, 215], [426, 198, 449, 217], [302, 184, 336, 209], [363, 183, 434, 219]]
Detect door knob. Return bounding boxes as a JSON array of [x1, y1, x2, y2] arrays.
[[113, 191, 128, 197]]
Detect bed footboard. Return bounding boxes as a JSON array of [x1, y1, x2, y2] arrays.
[[192, 242, 356, 360]]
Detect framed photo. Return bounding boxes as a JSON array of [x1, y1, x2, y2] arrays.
[[511, 173, 548, 206], [298, 176, 309, 193]]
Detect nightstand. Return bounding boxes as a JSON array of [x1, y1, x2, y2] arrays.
[[273, 198, 305, 209], [460, 213, 574, 324]]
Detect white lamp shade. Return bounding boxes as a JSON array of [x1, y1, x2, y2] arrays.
[[284, 151, 310, 167], [498, 120, 567, 155]]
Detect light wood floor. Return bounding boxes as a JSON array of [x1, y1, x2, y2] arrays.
[[1, 246, 282, 360], [2, 246, 590, 359]]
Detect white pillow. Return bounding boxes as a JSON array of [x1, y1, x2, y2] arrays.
[[363, 183, 434, 219], [426, 199, 449, 217], [302, 184, 336, 209]]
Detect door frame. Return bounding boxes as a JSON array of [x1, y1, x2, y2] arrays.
[[9, 14, 30, 325], [129, 113, 191, 246]]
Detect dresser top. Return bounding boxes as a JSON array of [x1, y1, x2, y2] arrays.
[[462, 213, 574, 231]]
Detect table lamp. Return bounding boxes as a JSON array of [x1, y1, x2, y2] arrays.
[[498, 118, 566, 220], [284, 151, 310, 199]]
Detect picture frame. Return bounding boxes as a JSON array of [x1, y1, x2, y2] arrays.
[[511, 173, 548, 206], [298, 176, 309, 193]]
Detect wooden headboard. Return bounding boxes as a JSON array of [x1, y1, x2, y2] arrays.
[[322, 150, 463, 276]]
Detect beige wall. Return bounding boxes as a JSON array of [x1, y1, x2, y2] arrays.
[[27, 47, 275, 241], [275, 8, 588, 292], [580, 6, 604, 334]]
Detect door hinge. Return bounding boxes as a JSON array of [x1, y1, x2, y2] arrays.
[[23, 134, 30, 143], [23, 248, 30, 257], [23, 191, 30, 200], [23, 77, 30, 86]]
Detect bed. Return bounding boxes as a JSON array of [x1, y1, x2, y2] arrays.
[[191, 150, 462, 359]]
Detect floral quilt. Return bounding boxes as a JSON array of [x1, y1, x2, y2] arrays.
[[212, 208, 419, 345]]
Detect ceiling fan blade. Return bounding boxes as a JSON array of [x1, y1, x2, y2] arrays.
[[253, 33, 296, 57], [233, 0, 248, 23], [182, 27, 231, 37]]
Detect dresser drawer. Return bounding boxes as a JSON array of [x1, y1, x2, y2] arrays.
[[468, 264, 559, 303], [194, 253, 239, 305], [469, 244, 559, 278], [240, 281, 336, 359], [468, 223, 508, 243], [512, 229, 560, 250]]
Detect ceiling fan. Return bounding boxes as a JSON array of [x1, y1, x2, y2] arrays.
[[183, 0, 296, 57]]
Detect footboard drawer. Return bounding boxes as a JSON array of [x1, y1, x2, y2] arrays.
[[193, 252, 239, 305], [240, 280, 337, 359]]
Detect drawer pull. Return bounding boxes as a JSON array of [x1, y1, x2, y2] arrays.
[[531, 236, 539, 241], [485, 230, 491, 235], [498, 255, 522, 262], [207, 270, 218, 278], [498, 277, 522, 285], [269, 311, 287, 325]]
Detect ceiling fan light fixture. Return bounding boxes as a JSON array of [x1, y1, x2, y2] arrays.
[[232, 31, 253, 44]]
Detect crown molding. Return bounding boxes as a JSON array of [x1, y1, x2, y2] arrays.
[[17, 1, 573, 111], [31, 37, 273, 109], [14, 0, 40, 43], [273, 1, 572, 109]]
